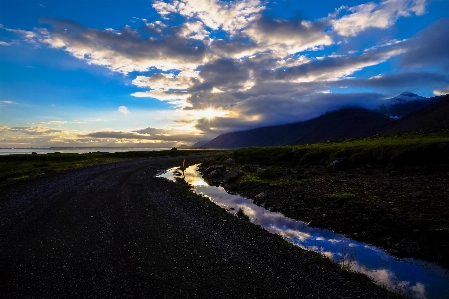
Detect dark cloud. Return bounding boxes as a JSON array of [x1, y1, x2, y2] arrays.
[[259, 47, 400, 82], [193, 58, 251, 90], [209, 39, 258, 57], [195, 91, 385, 135], [244, 15, 332, 53], [334, 72, 449, 90], [38, 18, 208, 73], [401, 18, 449, 70], [248, 15, 327, 40]]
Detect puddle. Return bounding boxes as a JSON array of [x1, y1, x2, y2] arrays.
[[158, 164, 449, 299]]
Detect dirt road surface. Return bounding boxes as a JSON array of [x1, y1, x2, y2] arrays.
[[0, 156, 396, 298]]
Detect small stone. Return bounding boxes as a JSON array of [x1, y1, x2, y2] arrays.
[[256, 168, 266, 175], [409, 191, 423, 198], [329, 159, 348, 171], [225, 158, 235, 164], [255, 192, 265, 199], [209, 170, 223, 178], [223, 171, 241, 183]]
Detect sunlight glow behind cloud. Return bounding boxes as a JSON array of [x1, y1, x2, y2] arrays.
[[0, 0, 448, 147]]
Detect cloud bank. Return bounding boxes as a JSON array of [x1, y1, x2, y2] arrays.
[[2, 0, 448, 146]]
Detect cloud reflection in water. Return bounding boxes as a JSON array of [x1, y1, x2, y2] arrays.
[[159, 164, 449, 299]]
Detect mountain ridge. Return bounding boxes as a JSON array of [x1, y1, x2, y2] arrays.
[[199, 93, 448, 149]]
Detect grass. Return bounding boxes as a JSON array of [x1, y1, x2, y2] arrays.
[[223, 132, 449, 169], [199, 132, 449, 269], [201, 132, 449, 190], [0, 149, 218, 186]]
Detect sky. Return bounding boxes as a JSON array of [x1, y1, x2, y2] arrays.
[[0, 0, 448, 148]]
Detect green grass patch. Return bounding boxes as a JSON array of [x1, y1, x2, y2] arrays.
[[227, 133, 449, 168], [328, 192, 357, 200]]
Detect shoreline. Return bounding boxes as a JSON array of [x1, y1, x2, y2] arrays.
[[200, 159, 449, 271]]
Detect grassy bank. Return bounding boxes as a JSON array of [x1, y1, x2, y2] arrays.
[[200, 133, 449, 268], [0, 149, 218, 186], [225, 133, 449, 169]]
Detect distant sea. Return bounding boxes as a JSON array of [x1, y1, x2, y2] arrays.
[[0, 147, 174, 155]]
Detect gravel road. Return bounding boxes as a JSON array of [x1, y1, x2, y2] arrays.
[[0, 156, 396, 298]]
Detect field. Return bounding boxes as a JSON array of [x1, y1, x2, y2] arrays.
[[0, 149, 215, 186], [2, 133, 449, 269], [200, 133, 449, 269]]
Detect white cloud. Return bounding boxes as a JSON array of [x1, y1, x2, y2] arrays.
[[1, 0, 440, 145], [153, 0, 264, 34], [118, 106, 130, 115], [434, 86, 449, 96], [132, 72, 194, 90], [0, 41, 13, 46], [332, 0, 428, 37], [245, 16, 333, 56], [38, 18, 207, 74]]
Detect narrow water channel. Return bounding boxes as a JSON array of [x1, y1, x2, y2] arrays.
[[158, 164, 449, 299]]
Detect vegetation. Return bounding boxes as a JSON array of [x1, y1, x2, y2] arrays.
[[200, 132, 449, 269], [226, 132, 449, 168], [0, 149, 217, 186]]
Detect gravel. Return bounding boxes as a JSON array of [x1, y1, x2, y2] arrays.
[[0, 156, 397, 298]]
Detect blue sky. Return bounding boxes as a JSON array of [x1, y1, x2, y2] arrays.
[[0, 0, 448, 147]]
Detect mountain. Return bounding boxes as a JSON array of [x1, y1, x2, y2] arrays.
[[376, 91, 441, 118], [191, 140, 211, 148], [201, 107, 393, 149], [379, 94, 449, 134]]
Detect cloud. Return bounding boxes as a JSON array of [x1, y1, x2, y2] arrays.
[[2, 0, 444, 146], [245, 15, 332, 55], [335, 72, 449, 91], [401, 18, 449, 70], [0, 100, 14, 105], [258, 47, 404, 83], [152, 0, 264, 34], [38, 18, 208, 74], [132, 72, 194, 90], [434, 86, 449, 96], [85, 128, 201, 143], [118, 106, 130, 115], [331, 0, 427, 37], [194, 91, 386, 135]]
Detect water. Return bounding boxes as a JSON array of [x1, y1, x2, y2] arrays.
[[159, 164, 449, 299], [0, 147, 173, 155]]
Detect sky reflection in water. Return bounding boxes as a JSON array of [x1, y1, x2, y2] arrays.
[[159, 164, 449, 299]]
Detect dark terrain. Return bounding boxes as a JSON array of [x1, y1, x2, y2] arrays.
[[0, 156, 397, 298], [200, 94, 448, 149], [201, 107, 392, 148], [379, 95, 449, 134], [200, 134, 449, 270]]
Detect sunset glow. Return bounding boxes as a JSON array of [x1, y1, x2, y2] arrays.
[[1, 0, 448, 147]]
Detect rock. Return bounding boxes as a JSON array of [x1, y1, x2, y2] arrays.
[[204, 165, 225, 174], [329, 159, 348, 171], [438, 142, 449, 153], [223, 171, 241, 183], [409, 191, 423, 198], [241, 165, 252, 172], [209, 170, 224, 179], [225, 158, 235, 164], [256, 168, 266, 175], [255, 192, 265, 199]]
